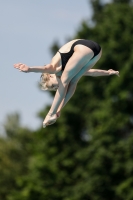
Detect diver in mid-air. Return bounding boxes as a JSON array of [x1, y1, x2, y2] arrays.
[[14, 39, 119, 128]]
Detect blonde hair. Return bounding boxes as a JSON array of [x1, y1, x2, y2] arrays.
[[40, 73, 56, 91]]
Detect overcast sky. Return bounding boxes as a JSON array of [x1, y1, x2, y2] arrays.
[[0, 0, 93, 131]]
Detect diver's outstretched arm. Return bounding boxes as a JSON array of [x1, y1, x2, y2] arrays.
[[84, 69, 119, 77], [43, 82, 77, 127], [56, 82, 77, 115], [56, 69, 120, 116], [14, 63, 55, 73]]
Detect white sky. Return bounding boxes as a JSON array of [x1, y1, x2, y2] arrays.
[[0, 0, 112, 131], [0, 0, 113, 129], [0, 0, 93, 131]]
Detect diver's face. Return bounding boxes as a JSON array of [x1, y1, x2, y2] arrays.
[[48, 74, 59, 90]]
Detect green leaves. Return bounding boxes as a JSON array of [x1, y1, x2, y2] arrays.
[[1, 1, 133, 200]]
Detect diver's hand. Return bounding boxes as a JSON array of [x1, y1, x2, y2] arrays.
[[14, 63, 29, 73], [108, 69, 120, 77], [43, 113, 57, 128]]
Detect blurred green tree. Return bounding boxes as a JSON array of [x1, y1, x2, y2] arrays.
[[0, 1, 133, 200], [0, 113, 34, 200]]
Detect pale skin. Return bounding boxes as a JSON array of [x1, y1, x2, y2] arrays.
[[14, 39, 119, 127]]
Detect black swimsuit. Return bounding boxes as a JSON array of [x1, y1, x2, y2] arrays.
[[58, 39, 101, 71]]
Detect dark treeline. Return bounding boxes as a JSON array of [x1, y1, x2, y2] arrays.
[[0, 0, 133, 199]]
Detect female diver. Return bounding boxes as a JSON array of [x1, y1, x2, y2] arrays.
[[14, 39, 119, 128]]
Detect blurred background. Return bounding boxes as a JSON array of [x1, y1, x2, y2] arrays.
[[0, 0, 133, 200], [0, 0, 92, 131]]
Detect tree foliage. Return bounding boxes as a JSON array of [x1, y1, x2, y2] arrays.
[[1, 1, 133, 200]]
